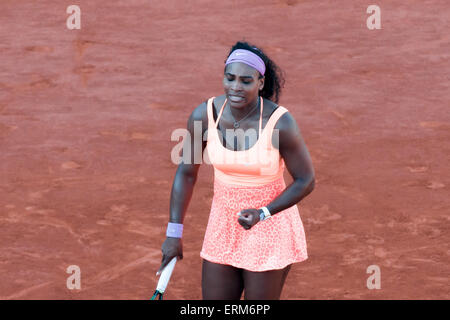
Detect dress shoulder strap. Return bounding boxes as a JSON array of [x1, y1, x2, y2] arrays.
[[206, 97, 216, 127], [264, 106, 288, 132], [261, 106, 288, 150], [207, 96, 229, 130]]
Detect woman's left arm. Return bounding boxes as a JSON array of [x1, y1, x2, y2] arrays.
[[266, 111, 315, 215], [237, 111, 315, 230]]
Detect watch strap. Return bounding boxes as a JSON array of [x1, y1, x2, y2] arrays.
[[259, 206, 271, 221], [259, 211, 265, 221]]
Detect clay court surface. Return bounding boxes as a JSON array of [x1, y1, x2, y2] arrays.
[[0, 0, 449, 299]]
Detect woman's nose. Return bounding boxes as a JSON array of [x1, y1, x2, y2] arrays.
[[230, 80, 243, 91]]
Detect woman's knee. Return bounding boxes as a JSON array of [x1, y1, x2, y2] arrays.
[[201, 259, 244, 300], [242, 265, 291, 300]]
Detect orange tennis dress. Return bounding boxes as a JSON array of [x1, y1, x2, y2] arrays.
[[200, 96, 308, 272]]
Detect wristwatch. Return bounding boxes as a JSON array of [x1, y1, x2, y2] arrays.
[[259, 206, 272, 221]]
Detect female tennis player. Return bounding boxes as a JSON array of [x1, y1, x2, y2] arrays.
[[157, 41, 315, 300]]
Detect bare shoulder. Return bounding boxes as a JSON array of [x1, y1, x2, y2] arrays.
[[187, 100, 209, 133], [274, 110, 299, 132], [190, 100, 208, 121], [274, 109, 302, 149]]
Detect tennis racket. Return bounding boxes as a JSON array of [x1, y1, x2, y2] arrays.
[[150, 256, 177, 300]]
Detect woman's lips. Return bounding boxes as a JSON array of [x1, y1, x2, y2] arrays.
[[229, 95, 244, 102]]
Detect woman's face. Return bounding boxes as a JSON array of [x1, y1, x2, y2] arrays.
[[223, 62, 265, 108]]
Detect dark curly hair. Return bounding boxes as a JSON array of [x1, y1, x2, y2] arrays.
[[224, 41, 285, 104]]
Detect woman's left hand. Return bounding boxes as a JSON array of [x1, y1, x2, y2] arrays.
[[237, 209, 261, 230]]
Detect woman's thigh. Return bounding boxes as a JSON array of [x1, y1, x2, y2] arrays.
[[242, 264, 291, 300], [202, 259, 244, 300]]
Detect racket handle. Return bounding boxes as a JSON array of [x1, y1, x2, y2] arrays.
[[150, 290, 163, 300], [156, 256, 177, 293]]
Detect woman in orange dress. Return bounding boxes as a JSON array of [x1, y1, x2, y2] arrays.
[[157, 41, 315, 300]]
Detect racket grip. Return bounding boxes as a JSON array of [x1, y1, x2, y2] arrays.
[[150, 290, 163, 300], [156, 256, 177, 293]]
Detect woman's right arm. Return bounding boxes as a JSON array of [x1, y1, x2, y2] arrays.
[[157, 101, 208, 274]]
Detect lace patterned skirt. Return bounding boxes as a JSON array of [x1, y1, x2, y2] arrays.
[[200, 176, 308, 271]]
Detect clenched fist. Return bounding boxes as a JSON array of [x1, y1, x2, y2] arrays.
[[237, 208, 262, 230]]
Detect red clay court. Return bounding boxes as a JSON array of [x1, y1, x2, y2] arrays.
[[0, 0, 449, 299]]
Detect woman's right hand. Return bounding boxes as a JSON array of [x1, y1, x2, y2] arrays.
[[157, 237, 183, 275]]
